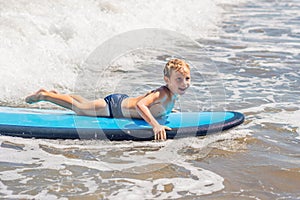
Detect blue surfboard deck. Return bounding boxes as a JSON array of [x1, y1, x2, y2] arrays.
[[0, 107, 244, 141]]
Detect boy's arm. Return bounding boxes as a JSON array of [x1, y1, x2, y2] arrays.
[[136, 91, 171, 140]]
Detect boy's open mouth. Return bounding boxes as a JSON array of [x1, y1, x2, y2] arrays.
[[179, 88, 187, 92]]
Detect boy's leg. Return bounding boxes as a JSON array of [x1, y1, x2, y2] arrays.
[[40, 90, 90, 104], [70, 95, 90, 104], [25, 89, 110, 117]]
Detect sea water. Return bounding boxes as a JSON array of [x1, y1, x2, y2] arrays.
[[0, 0, 300, 199]]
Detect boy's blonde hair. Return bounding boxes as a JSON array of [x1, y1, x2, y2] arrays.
[[164, 59, 190, 77]]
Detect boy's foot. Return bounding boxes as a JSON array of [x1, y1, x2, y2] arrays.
[[25, 89, 47, 104]]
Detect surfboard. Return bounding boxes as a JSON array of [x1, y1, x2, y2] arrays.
[[0, 107, 244, 141]]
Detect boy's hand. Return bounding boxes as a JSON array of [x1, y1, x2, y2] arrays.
[[153, 125, 171, 141]]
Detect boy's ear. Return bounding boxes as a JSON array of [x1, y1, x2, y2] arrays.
[[164, 76, 170, 83]]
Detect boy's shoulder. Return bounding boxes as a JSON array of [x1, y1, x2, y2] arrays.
[[154, 85, 170, 93], [144, 85, 172, 100], [155, 85, 172, 98]]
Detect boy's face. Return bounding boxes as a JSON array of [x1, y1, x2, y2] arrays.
[[164, 66, 191, 95]]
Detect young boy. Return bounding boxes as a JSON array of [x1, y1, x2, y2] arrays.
[[25, 59, 191, 140]]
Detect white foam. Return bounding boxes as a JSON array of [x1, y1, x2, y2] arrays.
[[0, 0, 234, 105], [108, 162, 224, 199], [0, 135, 228, 198], [296, 128, 300, 140], [240, 102, 300, 140]]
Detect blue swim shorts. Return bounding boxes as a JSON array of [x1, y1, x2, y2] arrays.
[[104, 94, 129, 118]]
